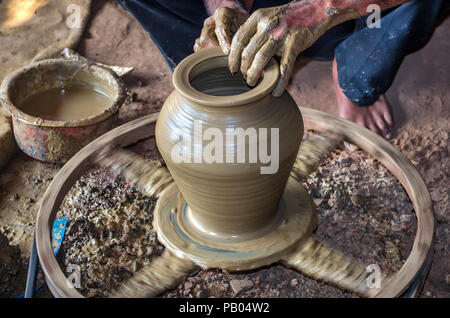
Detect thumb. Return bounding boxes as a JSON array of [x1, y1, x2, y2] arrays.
[[215, 17, 232, 55], [272, 39, 297, 97]]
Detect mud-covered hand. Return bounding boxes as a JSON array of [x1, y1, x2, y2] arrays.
[[228, 1, 360, 96], [194, 7, 249, 55]]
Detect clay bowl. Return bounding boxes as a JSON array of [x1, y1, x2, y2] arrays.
[[0, 59, 126, 163]]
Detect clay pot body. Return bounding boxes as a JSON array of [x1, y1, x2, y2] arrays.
[[156, 48, 303, 241]]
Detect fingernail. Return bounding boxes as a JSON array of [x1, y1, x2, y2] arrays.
[[247, 79, 257, 86]]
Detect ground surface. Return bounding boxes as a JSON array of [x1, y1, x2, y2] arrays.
[[0, 0, 448, 298]]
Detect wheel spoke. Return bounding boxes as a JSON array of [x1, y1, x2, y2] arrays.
[[110, 250, 197, 298], [282, 236, 377, 297], [291, 132, 343, 181], [99, 148, 173, 198]]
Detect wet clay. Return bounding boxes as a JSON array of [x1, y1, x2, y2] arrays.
[[156, 48, 304, 241], [19, 85, 113, 121]]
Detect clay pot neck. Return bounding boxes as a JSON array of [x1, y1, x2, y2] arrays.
[[173, 47, 279, 107]]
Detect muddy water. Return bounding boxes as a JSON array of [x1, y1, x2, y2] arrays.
[[19, 85, 112, 121]]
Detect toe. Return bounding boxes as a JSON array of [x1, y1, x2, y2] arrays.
[[384, 110, 394, 127], [366, 118, 381, 135], [377, 95, 394, 127], [373, 112, 390, 137], [355, 117, 365, 128]]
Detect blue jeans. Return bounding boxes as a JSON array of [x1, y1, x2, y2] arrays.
[[117, 0, 449, 106]]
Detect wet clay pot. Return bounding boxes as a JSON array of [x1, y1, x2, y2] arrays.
[[0, 59, 126, 163], [156, 48, 303, 241]]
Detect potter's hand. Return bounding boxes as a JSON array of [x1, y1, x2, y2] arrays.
[[194, 7, 248, 55], [228, 1, 360, 96]]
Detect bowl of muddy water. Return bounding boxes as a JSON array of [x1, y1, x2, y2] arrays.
[[0, 59, 126, 163]]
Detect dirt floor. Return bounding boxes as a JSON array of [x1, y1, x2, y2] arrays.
[[0, 0, 448, 298]]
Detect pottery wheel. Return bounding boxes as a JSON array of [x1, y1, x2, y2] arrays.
[[36, 109, 434, 298], [153, 178, 317, 271]]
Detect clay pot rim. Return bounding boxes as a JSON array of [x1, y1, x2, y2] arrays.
[[173, 47, 279, 107], [0, 58, 126, 128]]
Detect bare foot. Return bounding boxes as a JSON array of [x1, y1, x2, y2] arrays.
[[332, 58, 394, 138]]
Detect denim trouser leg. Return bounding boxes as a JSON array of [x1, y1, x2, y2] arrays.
[[116, 0, 208, 69], [335, 0, 449, 106]]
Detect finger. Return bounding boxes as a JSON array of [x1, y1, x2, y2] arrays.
[[194, 36, 218, 51], [193, 38, 201, 52], [215, 14, 232, 54], [273, 35, 299, 97], [199, 37, 220, 50], [198, 17, 219, 48], [246, 38, 281, 86], [240, 30, 269, 79], [275, 45, 284, 57], [228, 14, 259, 74], [201, 17, 216, 39]]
